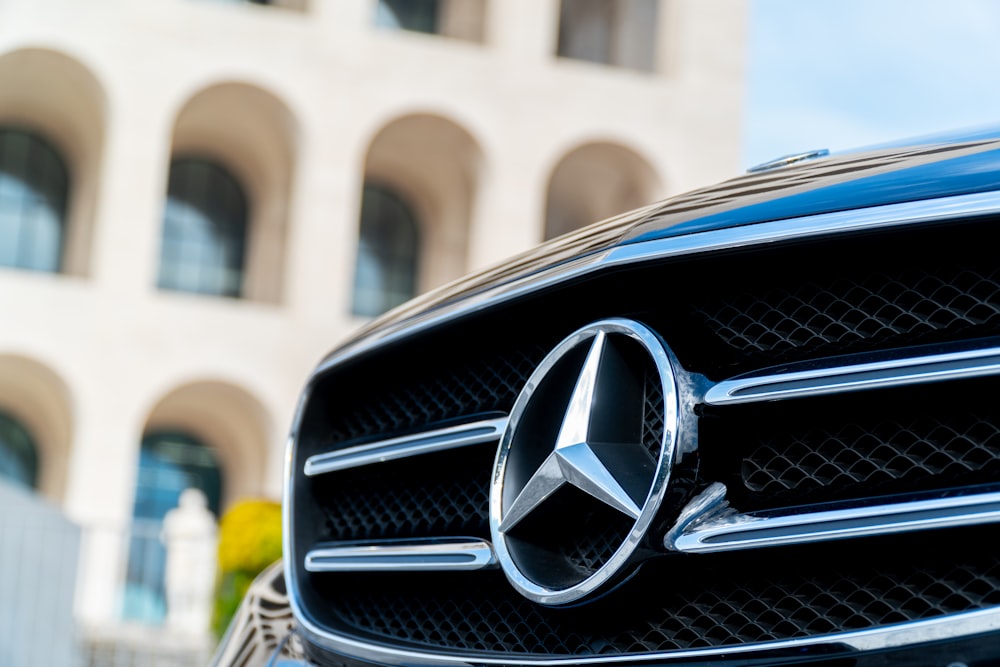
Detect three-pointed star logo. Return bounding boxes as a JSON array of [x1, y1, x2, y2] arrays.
[[499, 331, 647, 532]]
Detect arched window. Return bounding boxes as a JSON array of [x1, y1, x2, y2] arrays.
[[0, 411, 38, 490], [351, 184, 420, 317], [157, 159, 248, 298], [123, 431, 222, 624], [376, 0, 440, 33], [0, 128, 69, 273]]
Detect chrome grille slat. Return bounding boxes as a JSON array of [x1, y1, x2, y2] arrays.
[[304, 417, 507, 476], [704, 343, 1000, 405], [668, 484, 1000, 554], [305, 539, 498, 573]]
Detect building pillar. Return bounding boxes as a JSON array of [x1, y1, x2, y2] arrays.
[[87, 91, 173, 299], [283, 106, 366, 330], [466, 139, 550, 272], [488, 0, 561, 62], [65, 384, 146, 627]]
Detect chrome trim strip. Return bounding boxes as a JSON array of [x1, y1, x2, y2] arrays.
[[662, 482, 730, 551], [304, 417, 507, 476], [670, 490, 1000, 554], [606, 190, 1000, 267], [305, 539, 498, 572], [705, 345, 1000, 405], [285, 190, 1000, 667]]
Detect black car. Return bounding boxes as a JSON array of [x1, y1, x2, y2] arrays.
[[216, 131, 1000, 667]]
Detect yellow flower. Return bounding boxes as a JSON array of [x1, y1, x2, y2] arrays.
[[216, 499, 282, 574]]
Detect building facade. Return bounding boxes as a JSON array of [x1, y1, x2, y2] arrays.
[[0, 0, 744, 660]]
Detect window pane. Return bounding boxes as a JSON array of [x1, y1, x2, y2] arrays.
[[0, 128, 69, 273], [557, 0, 658, 71], [0, 411, 38, 490], [557, 0, 614, 64], [376, 0, 440, 34], [351, 184, 420, 317], [157, 159, 248, 298], [123, 432, 223, 625]]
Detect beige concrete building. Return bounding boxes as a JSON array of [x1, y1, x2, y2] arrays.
[[0, 0, 744, 661]]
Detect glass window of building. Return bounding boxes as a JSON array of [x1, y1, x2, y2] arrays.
[[351, 184, 420, 317], [123, 431, 222, 624], [376, 0, 440, 34], [157, 158, 248, 298], [0, 128, 69, 273], [374, 0, 485, 42], [0, 411, 38, 490], [556, 0, 658, 72]]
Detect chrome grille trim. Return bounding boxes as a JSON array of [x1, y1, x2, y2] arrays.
[[704, 343, 1000, 405], [668, 484, 1000, 554], [286, 190, 1000, 666], [609, 189, 1000, 265], [305, 538, 498, 573], [304, 417, 507, 476]]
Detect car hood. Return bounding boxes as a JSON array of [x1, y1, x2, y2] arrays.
[[336, 133, 1000, 360]]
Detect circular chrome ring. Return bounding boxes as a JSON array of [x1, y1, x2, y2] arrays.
[[489, 318, 679, 605]]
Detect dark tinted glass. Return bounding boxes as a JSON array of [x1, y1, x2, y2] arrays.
[[0, 128, 69, 273], [0, 411, 38, 489], [376, 0, 440, 34], [351, 184, 420, 317], [158, 159, 248, 297]]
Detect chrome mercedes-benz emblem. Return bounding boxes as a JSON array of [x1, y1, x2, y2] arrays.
[[490, 318, 678, 605]]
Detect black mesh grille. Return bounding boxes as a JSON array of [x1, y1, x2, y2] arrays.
[[321, 345, 547, 446], [532, 488, 634, 575], [641, 369, 665, 461], [317, 530, 1000, 655], [742, 410, 1000, 507], [316, 445, 493, 542], [696, 264, 1000, 367], [559, 516, 633, 573], [699, 381, 1000, 510]]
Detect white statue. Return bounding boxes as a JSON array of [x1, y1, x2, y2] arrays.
[[162, 487, 218, 636]]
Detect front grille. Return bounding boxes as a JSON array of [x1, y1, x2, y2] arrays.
[[291, 214, 1000, 663], [316, 529, 1000, 654], [315, 344, 546, 445], [696, 264, 1000, 365], [700, 379, 1000, 510], [315, 446, 493, 542], [740, 407, 1000, 507]]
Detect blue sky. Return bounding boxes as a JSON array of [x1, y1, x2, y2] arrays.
[[745, 0, 1000, 168]]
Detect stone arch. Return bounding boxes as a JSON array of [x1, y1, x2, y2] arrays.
[[0, 47, 107, 276], [141, 380, 272, 509], [360, 112, 484, 299], [0, 355, 74, 502], [543, 140, 661, 240], [167, 81, 299, 303]]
